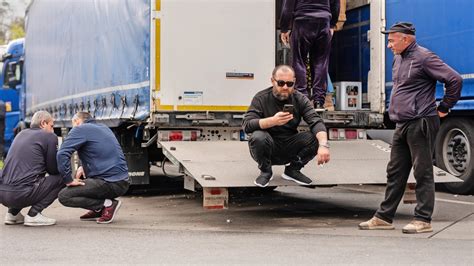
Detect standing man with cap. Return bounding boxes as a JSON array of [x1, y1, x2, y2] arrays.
[[280, 0, 340, 109], [0, 100, 5, 162], [359, 22, 462, 233]]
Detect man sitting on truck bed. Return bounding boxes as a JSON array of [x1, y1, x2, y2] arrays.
[[0, 111, 63, 226], [57, 112, 130, 224], [242, 65, 331, 187]]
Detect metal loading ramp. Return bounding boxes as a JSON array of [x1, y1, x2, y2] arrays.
[[159, 140, 461, 188]]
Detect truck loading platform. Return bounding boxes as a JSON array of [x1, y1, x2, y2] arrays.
[[159, 140, 460, 188]]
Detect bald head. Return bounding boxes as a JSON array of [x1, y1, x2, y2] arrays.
[[272, 65, 295, 78], [271, 65, 296, 101]]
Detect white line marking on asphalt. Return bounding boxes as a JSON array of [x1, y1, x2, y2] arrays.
[[435, 198, 474, 206], [339, 186, 474, 206]]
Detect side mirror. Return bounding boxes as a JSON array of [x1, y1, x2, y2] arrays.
[[4, 61, 22, 88], [1, 53, 12, 63]]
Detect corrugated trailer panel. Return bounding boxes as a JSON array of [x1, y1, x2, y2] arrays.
[[385, 0, 474, 111], [25, 0, 151, 123]]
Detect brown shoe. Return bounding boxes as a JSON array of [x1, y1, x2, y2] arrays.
[[80, 210, 102, 221], [358, 216, 394, 230], [402, 220, 433, 234]]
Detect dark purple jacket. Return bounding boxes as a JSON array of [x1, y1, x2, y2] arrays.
[[389, 41, 462, 123], [0, 128, 58, 187], [280, 0, 340, 32]]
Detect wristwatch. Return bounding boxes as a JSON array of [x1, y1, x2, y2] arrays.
[[319, 142, 330, 149]]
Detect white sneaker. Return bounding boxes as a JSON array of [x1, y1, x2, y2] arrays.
[[4, 212, 25, 225], [24, 213, 56, 227]]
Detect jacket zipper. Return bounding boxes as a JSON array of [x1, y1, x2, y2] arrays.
[[408, 60, 413, 78]]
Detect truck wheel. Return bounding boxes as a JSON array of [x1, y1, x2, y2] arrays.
[[435, 118, 474, 195]]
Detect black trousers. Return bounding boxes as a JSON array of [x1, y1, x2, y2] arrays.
[[291, 19, 332, 106], [375, 116, 440, 223], [248, 130, 318, 172], [58, 178, 130, 211], [0, 174, 64, 215]]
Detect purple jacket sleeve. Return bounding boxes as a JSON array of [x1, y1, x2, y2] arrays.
[[280, 0, 296, 33], [329, 0, 340, 28], [423, 53, 463, 113], [45, 133, 59, 175]]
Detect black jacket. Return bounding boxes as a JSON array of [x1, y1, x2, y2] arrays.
[[242, 87, 326, 139]]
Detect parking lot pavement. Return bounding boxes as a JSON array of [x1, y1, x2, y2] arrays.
[[1, 184, 472, 264]]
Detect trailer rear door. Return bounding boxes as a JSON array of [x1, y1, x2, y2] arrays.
[[151, 0, 275, 112]]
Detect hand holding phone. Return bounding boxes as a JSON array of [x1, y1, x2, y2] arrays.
[[282, 104, 294, 114]]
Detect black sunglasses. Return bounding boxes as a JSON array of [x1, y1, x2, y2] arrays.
[[274, 79, 295, 87]]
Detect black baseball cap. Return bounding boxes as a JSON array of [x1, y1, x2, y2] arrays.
[[381, 22, 416, 35]]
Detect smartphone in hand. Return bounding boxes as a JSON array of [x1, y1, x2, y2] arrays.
[[282, 104, 294, 114]]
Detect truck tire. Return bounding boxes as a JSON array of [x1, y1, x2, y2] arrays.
[[435, 118, 474, 195]]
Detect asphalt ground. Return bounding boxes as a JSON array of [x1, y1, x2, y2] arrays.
[[1, 174, 472, 265]]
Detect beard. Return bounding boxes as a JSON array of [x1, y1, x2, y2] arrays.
[[272, 88, 291, 101]]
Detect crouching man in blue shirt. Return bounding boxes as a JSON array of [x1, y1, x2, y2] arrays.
[[57, 112, 130, 224]]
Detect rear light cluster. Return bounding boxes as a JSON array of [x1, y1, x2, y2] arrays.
[[329, 128, 366, 140], [158, 130, 201, 141]]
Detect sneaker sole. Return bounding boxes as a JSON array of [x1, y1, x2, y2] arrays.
[[24, 222, 56, 227], [254, 176, 274, 188], [358, 224, 395, 230], [97, 200, 122, 224], [402, 228, 433, 234], [80, 217, 99, 221], [281, 173, 312, 185], [4, 221, 24, 225]]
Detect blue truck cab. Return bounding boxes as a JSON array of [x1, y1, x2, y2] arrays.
[[0, 38, 24, 156]]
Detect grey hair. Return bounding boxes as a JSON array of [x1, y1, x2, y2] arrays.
[[400, 33, 416, 41], [30, 111, 53, 128], [72, 111, 92, 122]]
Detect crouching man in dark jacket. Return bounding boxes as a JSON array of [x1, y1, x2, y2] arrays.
[[57, 112, 130, 224], [0, 111, 62, 226], [242, 65, 330, 188]]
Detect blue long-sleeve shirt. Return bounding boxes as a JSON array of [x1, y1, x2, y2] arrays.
[[57, 120, 128, 184]]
